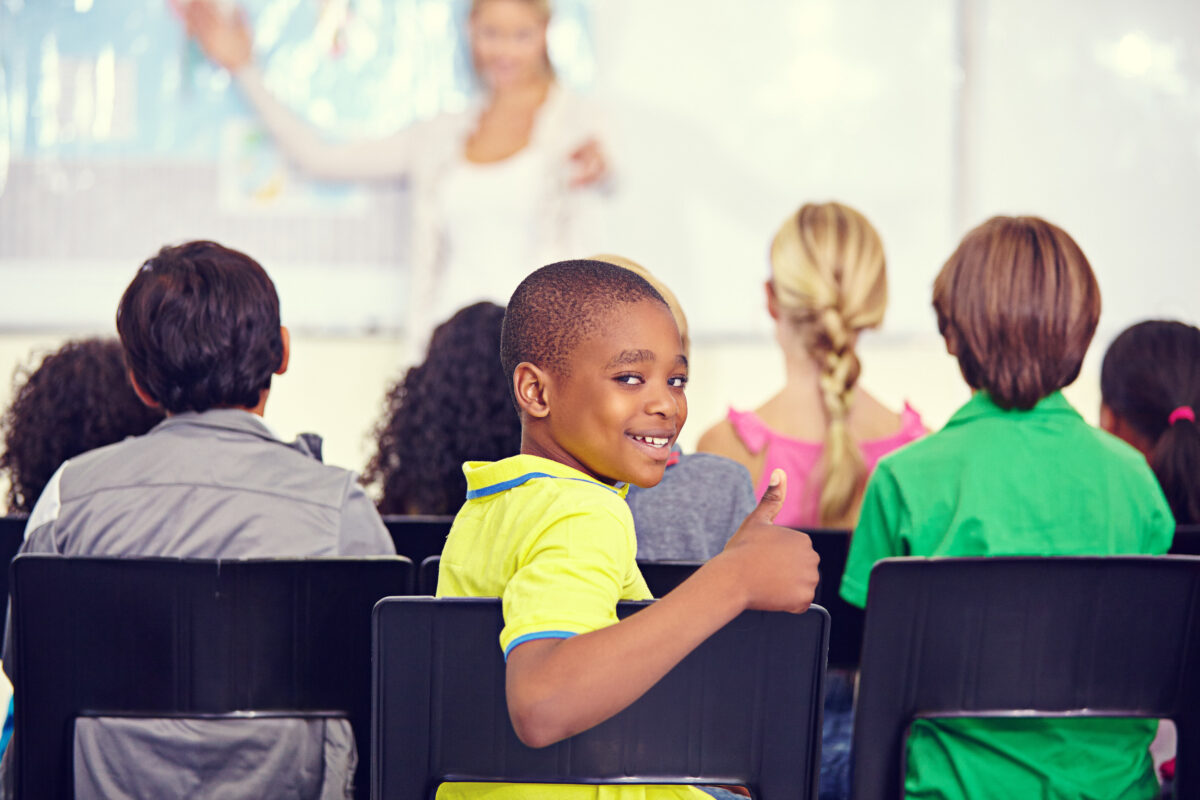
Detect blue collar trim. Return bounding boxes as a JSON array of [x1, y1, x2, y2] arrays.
[[465, 471, 622, 500]]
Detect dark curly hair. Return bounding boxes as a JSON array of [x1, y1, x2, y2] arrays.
[[1, 338, 164, 513], [117, 240, 284, 413], [364, 302, 521, 514]]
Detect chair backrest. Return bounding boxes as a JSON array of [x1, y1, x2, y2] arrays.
[[1170, 524, 1200, 555], [804, 528, 863, 670], [382, 515, 454, 564], [10, 555, 414, 800], [373, 597, 830, 800], [419, 555, 440, 595], [851, 556, 1200, 800], [0, 516, 27, 641]]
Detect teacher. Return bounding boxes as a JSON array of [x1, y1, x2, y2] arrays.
[[184, 0, 610, 348]]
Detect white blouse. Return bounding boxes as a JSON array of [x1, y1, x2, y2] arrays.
[[233, 66, 608, 352]]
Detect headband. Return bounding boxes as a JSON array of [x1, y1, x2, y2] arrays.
[[1168, 406, 1195, 426]]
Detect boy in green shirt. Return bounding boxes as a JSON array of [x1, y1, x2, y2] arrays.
[[437, 260, 821, 800], [840, 216, 1174, 800]]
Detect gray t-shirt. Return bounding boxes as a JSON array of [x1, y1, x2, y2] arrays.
[[626, 448, 757, 561]]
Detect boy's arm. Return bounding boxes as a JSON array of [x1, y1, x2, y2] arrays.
[[505, 471, 818, 748]]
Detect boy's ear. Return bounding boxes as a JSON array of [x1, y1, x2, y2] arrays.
[[276, 326, 290, 376], [127, 370, 162, 410], [513, 362, 552, 419]]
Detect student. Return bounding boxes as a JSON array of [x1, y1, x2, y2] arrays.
[[1100, 319, 1200, 525], [593, 254, 758, 561], [436, 259, 820, 799], [697, 202, 925, 529], [839, 216, 1174, 800], [364, 301, 521, 515], [1, 338, 163, 514], [4, 240, 394, 799]]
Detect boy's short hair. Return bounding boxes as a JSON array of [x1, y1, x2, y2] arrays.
[[933, 216, 1100, 410], [116, 241, 285, 414], [500, 260, 669, 395]]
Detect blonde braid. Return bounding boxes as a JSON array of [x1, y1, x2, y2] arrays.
[[771, 202, 887, 526], [811, 307, 866, 525]]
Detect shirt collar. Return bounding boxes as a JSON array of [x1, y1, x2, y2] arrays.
[[150, 409, 282, 443], [946, 390, 1080, 427], [462, 454, 630, 500]]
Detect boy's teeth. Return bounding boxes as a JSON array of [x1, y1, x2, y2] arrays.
[[634, 435, 669, 447]]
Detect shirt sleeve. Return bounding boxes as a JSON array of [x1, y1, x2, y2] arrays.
[[839, 464, 906, 609], [500, 505, 635, 658], [233, 65, 416, 182], [337, 476, 396, 556]]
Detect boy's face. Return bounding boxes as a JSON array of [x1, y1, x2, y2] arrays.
[[544, 299, 688, 488]]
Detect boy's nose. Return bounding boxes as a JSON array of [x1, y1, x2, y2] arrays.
[[645, 387, 679, 418]]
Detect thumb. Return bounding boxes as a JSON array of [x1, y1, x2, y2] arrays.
[[749, 469, 787, 524]]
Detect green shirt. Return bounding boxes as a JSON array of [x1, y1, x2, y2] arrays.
[[840, 391, 1174, 800]]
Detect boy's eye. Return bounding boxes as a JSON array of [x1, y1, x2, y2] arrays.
[[668, 376, 688, 389], [615, 374, 643, 386]]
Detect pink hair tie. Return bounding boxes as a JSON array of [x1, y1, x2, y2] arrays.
[[1168, 406, 1195, 426]]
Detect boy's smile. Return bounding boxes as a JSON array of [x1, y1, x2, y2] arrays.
[[531, 299, 688, 488]]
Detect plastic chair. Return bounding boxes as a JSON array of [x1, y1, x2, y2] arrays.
[[10, 555, 414, 800], [851, 556, 1200, 800], [373, 597, 830, 800], [804, 528, 863, 670], [1169, 524, 1200, 556], [418, 555, 440, 594], [382, 515, 453, 564], [0, 516, 27, 641]]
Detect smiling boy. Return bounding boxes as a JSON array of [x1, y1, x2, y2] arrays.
[[436, 260, 820, 800]]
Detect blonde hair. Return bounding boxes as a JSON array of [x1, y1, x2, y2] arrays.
[[471, 0, 551, 16], [770, 202, 887, 525], [592, 254, 690, 357]]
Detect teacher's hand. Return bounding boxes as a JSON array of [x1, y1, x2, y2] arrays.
[[568, 138, 609, 189], [180, 0, 254, 73]]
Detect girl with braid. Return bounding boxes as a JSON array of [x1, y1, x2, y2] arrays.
[[697, 201, 926, 529]]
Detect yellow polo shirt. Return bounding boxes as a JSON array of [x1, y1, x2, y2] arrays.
[[436, 454, 705, 800]]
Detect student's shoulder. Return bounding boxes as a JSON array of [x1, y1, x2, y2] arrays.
[[534, 477, 633, 525]]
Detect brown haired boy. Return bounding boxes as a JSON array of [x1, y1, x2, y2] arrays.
[[840, 216, 1173, 799], [437, 259, 821, 800]]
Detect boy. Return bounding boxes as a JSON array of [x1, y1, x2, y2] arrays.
[[19, 240, 392, 557], [437, 260, 821, 799], [839, 217, 1174, 799], [4, 240, 393, 799]]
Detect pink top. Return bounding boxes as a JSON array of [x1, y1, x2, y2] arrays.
[[726, 403, 928, 528]]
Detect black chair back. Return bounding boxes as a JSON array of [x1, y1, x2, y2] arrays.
[[851, 556, 1200, 800], [1170, 524, 1200, 555], [0, 516, 27, 641], [382, 515, 453, 564], [373, 597, 829, 800], [10, 555, 414, 800], [419, 555, 440, 594], [805, 528, 864, 669]]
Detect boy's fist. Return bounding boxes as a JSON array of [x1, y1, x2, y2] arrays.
[[722, 469, 820, 614]]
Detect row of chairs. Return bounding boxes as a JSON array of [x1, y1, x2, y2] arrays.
[[9, 554, 1200, 799], [5, 514, 1199, 667]]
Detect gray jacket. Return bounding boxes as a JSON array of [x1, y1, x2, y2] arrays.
[[5, 409, 392, 799], [20, 409, 393, 558]]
